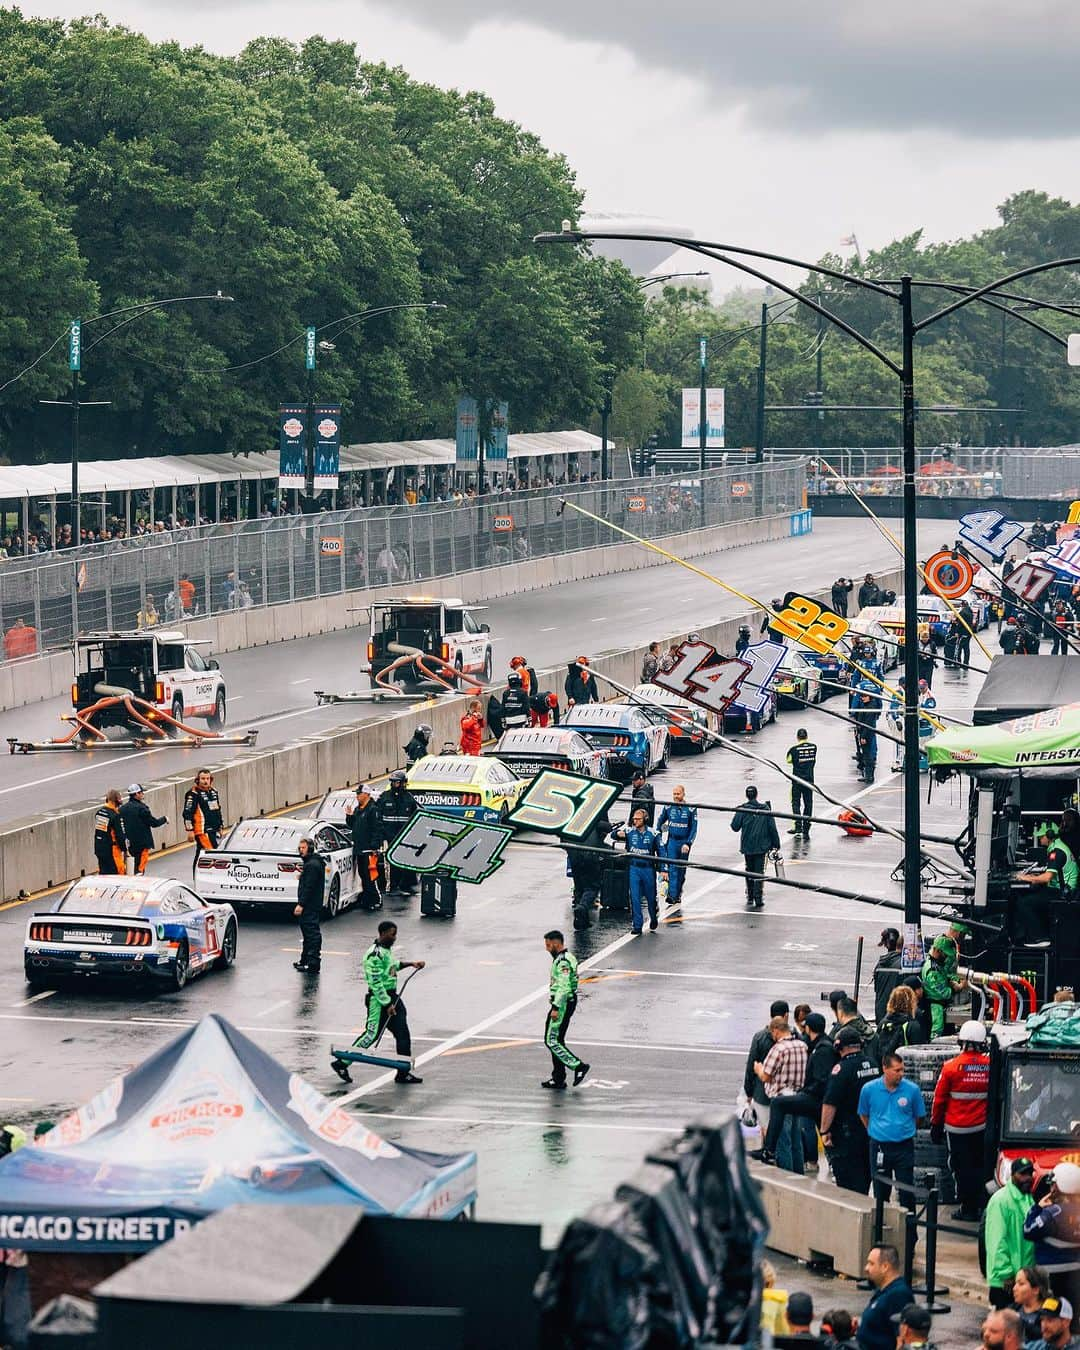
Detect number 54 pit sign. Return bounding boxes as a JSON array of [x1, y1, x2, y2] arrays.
[[387, 813, 513, 884]]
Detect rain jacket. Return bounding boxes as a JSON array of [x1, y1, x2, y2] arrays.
[[731, 799, 780, 855], [984, 1181, 1035, 1288], [931, 1049, 990, 1133]]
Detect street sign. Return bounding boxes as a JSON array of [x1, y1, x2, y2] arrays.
[[731, 481, 751, 497], [305, 326, 317, 371], [627, 497, 647, 513], [320, 537, 344, 556], [493, 515, 513, 532], [1069, 335, 1080, 367], [69, 319, 81, 372]]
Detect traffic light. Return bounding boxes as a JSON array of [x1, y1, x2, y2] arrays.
[[802, 391, 824, 407]]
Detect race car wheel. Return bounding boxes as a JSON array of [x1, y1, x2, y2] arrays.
[[171, 695, 184, 725], [454, 656, 465, 690], [24, 963, 48, 994], [324, 875, 342, 919], [208, 690, 226, 730], [171, 940, 190, 991], [657, 741, 669, 771], [483, 648, 493, 683], [214, 920, 237, 970]]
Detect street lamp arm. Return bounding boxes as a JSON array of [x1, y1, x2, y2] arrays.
[[915, 257, 1080, 332], [84, 293, 234, 327], [909, 280, 1080, 320], [318, 301, 446, 336], [535, 227, 901, 374], [927, 284, 1067, 349]]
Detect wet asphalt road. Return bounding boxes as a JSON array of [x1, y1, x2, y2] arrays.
[[0, 517, 947, 826], [0, 633, 986, 1248]]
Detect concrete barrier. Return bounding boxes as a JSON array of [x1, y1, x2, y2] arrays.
[[748, 1163, 905, 1277], [0, 511, 799, 715], [1, 559, 905, 902]]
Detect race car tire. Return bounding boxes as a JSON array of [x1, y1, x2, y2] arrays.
[[214, 920, 237, 971], [24, 963, 49, 994], [656, 741, 669, 771], [324, 875, 342, 919], [483, 649, 493, 683], [454, 656, 465, 690], [171, 695, 184, 725], [171, 939, 190, 991], [207, 690, 226, 730]]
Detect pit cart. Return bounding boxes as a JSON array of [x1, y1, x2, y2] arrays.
[[315, 596, 492, 704], [8, 632, 257, 753]]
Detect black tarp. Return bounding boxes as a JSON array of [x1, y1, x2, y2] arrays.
[[974, 656, 1080, 725]]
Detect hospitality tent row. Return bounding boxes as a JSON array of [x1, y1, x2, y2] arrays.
[[0, 429, 603, 542]]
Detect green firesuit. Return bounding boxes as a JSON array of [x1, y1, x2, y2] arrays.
[[921, 935, 959, 1039], [545, 949, 583, 1075], [354, 941, 400, 1047]]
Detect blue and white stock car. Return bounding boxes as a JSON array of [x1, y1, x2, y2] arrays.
[[561, 702, 669, 776], [24, 875, 237, 992]]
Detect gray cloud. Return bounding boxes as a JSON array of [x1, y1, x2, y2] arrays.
[[367, 1, 1080, 139]]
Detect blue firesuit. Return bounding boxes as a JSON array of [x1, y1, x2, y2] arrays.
[[657, 803, 698, 904], [616, 824, 661, 931]]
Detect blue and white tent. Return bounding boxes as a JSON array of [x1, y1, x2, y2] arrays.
[[0, 1014, 476, 1251]]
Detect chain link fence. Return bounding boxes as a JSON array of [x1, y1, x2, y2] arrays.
[[0, 461, 806, 655]]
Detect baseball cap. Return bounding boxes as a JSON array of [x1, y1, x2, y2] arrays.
[[1011, 1157, 1035, 1176], [835, 1025, 863, 1048], [1041, 1297, 1074, 1323], [1052, 1161, 1080, 1194], [827, 988, 848, 1007], [947, 920, 971, 936], [878, 927, 900, 948], [891, 1305, 932, 1333], [805, 1013, 827, 1034], [787, 1293, 813, 1325], [127, 783, 144, 795], [357, 783, 377, 796]]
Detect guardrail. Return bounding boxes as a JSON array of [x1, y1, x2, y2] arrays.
[[0, 462, 805, 657]]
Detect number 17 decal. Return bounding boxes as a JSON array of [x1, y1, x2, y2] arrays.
[[654, 640, 751, 715]]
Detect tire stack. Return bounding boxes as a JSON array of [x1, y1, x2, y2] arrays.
[[898, 1040, 959, 1205]]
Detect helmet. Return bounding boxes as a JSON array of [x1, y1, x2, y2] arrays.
[[507, 673, 523, 689], [577, 656, 589, 666], [389, 769, 408, 784], [127, 783, 144, 796], [688, 632, 701, 643], [739, 625, 751, 635], [417, 723, 432, 737], [510, 655, 527, 668], [1053, 1162, 1080, 1195], [959, 1020, 986, 1045]]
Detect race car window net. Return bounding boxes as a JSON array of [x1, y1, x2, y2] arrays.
[[1003, 1057, 1080, 1141], [224, 821, 307, 848], [57, 889, 149, 916]]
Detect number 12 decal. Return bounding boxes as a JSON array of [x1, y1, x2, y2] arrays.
[[507, 769, 622, 840], [654, 640, 751, 715], [387, 812, 513, 883], [769, 595, 849, 654]]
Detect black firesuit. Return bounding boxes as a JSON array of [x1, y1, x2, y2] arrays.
[[295, 850, 326, 971], [93, 802, 127, 875], [119, 797, 167, 874], [376, 782, 420, 893], [347, 796, 383, 910], [564, 816, 612, 931]]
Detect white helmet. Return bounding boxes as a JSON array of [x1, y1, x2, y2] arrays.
[[959, 1020, 987, 1044], [1053, 1162, 1080, 1195]]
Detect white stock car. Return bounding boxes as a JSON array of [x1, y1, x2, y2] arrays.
[[194, 817, 359, 917]]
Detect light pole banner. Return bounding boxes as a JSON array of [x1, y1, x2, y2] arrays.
[[681, 388, 725, 448], [313, 404, 341, 491], [488, 401, 509, 463], [278, 406, 306, 489], [455, 396, 479, 464]]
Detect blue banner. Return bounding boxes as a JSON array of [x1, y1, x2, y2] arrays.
[[456, 397, 479, 464], [488, 401, 509, 463], [278, 406, 306, 489], [312, 405, 341, 491]]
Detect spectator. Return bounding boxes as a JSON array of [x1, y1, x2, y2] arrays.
[[0, 1123, 30, 1350], [834, 995, 875, 1056], [760, 1259, 791, 1338], [759, 1010, 835, 1170], [137, 594, 160, 629], [1024, 1164, 1080, 1318], [785, 1292, 814, 1337], [222, 570, 237, 608], [859, 1052, 926, 1209], [981, 1308, 1025, 1350], [178, 573, 195, 614], [893, 1303, 934, 1350], [857, 574, 881, 611], [752, 1014, 808, 1172], [641, 642, 661, 684], [1025, 1296, 1079, 1350], [872, 927, 904, 1023], [876, 985, 925, 1060], [3, 618, 38, 661], [821, 1309, 858, 1349], [1012, 1266, 1052, 1339], [856, 1245, 913, 1350], [743, 1000, 790, 1139], [831, 577, 854, 618]]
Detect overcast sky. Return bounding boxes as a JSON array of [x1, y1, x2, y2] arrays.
[[22, 0, 1080, 288]]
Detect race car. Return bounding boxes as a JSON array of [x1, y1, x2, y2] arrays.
[[772, 647, 823, 710], [561, 703, 669, 776], [721, 685, 777, 733], [630, 685, 712, 753], [73, 631, 228, 728], [800, 646, 846, 699], [485, 727, 611, 779], [313, 785, 381, 829], [406, 754, 529, 824], [194, 817, 358, 917], [367, 597, 492, 689], [24, 875, 237, 992]]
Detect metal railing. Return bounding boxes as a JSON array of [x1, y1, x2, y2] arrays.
[[787, 446, 1080, 500], [0, 461, 806, 656]]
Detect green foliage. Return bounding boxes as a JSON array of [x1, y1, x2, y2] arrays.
[[0, 19, 644, 461]]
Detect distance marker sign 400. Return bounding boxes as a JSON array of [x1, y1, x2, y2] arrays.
[[387, 812, 513, 884]]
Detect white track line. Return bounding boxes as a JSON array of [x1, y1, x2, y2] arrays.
[[352, 1110, 685, 1135]]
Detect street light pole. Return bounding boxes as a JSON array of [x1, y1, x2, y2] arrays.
[[698, 335, 708, 477], [600, 388, 612, 480], [304, 325, 317, 501], [69, 320, 81, 544], [899, 276, 922, 932], [754, 302, 768, 464]]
